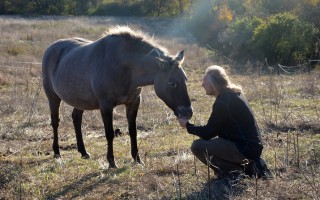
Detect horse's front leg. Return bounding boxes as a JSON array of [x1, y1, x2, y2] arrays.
[[72, 108, 90, 159], [126, 96, 143, 165], [100, 105, 117, 168]]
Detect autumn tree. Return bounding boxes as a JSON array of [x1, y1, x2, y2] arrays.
[[187, 0, 233, 48]]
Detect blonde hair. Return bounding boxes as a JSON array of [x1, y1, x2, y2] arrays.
[[205, 65, 242, 93]]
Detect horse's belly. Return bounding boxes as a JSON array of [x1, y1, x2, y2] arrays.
[[52, 77, 99, 110], [61, 95, 99, 110]]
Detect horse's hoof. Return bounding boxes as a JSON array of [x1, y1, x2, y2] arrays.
[[108, 164, 118, 169], [81, 153, 91, 159], [132, 161, 145, 168], [53, 154, 61, 158], [133, 160, 145, 166]]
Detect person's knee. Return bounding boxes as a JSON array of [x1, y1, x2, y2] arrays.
[[191, 139, 205, 154]]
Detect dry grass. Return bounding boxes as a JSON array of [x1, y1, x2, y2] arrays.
[[0, 16, 319, 200]]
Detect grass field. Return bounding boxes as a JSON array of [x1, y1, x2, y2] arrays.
[[0, 16, 319, 199]]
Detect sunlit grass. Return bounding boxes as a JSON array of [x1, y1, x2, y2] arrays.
[[0, 16, 319, 199]]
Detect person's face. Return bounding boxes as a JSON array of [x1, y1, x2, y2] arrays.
[[202, 75, 219, 96]]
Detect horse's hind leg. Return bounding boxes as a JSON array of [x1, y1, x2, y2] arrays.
[[48, 97, 61, 158], [72, 108, 90, 159]]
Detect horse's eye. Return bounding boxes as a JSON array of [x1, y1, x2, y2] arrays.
[[168, 82, 177, 88]]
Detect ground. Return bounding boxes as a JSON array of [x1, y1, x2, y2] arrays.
[[0, 16, 319, 199]]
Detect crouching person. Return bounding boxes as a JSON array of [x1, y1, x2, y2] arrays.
[[177, 65, 272, 182]]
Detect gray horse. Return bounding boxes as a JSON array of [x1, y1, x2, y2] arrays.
[[42, 26, 193, 168]]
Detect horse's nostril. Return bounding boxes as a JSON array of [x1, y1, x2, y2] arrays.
[[177, 106, 193, 119]]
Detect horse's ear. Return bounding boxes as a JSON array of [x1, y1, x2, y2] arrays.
[[175, 50, 184, 63]]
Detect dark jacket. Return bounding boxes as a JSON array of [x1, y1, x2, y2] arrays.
[[186, 92, 263, 160]]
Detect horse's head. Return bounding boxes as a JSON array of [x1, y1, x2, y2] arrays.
[[153, 50, 193, 120]]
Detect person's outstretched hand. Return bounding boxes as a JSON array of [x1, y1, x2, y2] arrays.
[[177, 117, 188, 128]]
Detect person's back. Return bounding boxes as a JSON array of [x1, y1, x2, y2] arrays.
[[215, 92, 263, 160]]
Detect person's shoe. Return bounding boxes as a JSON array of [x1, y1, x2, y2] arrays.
[[261, 166, 274, 180], [244, 158, 274, 180], [226, 171, 246, 186]]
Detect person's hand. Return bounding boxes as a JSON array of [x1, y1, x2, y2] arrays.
[[177, 117, 188, 128]]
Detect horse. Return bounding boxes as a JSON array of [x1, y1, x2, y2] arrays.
[[42, 26, 193, 168]]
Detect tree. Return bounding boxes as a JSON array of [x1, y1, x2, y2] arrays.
[[137, 0, 189, 16], [296, 0, 320, 29], [260, 0, 299, 15], [178, 0, 184, 15], [218, 2, 233, 23], [187, 0, 234, 48]]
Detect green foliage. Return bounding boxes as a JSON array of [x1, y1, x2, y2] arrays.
[[0, 0, 101, 15], [0, 0, 189, 16], [93, 2, 144, 16], [186, 0, 320, 66], [260, 0, 299, 14], [250, 13, 319, 65], [222, 16, 263, 62], [0, 0, 64, 15], [140, 0, 183, 17], [296, 0, 320, 29]]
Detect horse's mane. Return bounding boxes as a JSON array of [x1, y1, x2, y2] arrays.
[[102, 26, 169, 56]]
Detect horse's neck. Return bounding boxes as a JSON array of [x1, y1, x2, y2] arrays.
[[133, 74, 156, 87], [131, 65, 159, 88]]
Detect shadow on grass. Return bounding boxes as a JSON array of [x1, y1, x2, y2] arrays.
[[0, 160, 20, 189], [0, 157, 52, 189], [45, 167, 127, 200], [183, 178, 248, 200]]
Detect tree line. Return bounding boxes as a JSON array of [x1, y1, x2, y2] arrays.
[[1, 0, 319, 66], [188, 0, 320, 66], [0, 0, 189, 16]]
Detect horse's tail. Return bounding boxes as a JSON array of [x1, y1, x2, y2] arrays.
[[42, 40, 69, 73], [42, 40, 62, 91]]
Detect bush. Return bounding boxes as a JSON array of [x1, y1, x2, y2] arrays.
[[250, 12, 319, 65], [222, 16, 263, 62]]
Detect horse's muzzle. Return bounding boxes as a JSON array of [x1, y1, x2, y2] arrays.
[[176, 106, 193, 120]]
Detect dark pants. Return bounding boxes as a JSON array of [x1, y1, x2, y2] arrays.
[[191, 138, 250, 178]]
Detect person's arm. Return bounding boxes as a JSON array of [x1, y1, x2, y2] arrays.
[[186, 101, 228, 140]]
